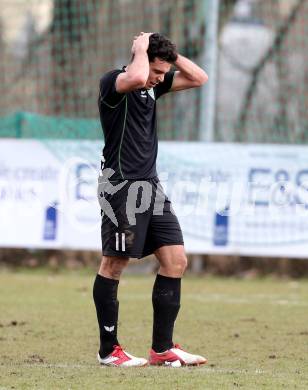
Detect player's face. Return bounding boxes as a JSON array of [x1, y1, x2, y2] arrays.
[[145, 58, 172, 89]]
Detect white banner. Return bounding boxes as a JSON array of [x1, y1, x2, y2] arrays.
[[0, 140, 101, 250], [0, 139, 308, 258]]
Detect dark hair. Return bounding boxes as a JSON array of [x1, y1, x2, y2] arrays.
[[147, 33, 177, 63]]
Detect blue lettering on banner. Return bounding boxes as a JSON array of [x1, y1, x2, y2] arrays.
[[43, 203, 58, 240], [295, 169, 308, 208], [248, 168, 308, 208], [213, 207, 229, 246], [248, 168, 271, 206]]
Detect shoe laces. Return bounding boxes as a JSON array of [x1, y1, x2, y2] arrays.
[[112, 345, 125, 356]]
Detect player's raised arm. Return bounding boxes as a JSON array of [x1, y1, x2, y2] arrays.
[[170, 54, 208, 92], [115, 32, 151, 93]]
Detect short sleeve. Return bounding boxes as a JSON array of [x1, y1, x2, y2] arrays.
[[154, 71, 175, 100], [99, 69, 125, 107]]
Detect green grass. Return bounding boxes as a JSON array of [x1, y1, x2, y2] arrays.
[[0, 269, 308, 389]]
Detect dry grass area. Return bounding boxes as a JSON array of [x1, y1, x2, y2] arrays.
[[0, 269, 308, 389]]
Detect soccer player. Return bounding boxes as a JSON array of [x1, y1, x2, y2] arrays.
[[93, 32, 208, 367]]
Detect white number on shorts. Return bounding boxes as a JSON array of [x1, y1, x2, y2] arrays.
[[115, 232, 126, 252]]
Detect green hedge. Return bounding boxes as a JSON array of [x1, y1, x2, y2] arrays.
[[0, 112, 102, 139]]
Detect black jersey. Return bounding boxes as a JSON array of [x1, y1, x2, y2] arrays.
[[98, 68, 175, 180]]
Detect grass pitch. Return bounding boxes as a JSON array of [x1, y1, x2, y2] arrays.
[[0, 269, 307, 389]]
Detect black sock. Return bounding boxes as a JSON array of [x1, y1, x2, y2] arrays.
[[93, 274, 120, 358], [152, 274, 181, 353]]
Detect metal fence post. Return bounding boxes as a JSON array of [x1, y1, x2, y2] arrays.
[[199, 0, 220, 142]]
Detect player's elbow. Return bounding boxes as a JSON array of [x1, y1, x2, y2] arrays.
[[131, 74, 147, 89], [116, 72, 147, 93], [190, 71, 208, 88], [198, 71, 208, 86]]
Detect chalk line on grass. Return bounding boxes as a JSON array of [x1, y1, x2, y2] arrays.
[[121, 293, 308, 307]]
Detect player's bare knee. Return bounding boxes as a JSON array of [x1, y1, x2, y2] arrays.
[[176, 254, 188, 274], [162, 254, 187, 276], [99, 256, 129, 279]]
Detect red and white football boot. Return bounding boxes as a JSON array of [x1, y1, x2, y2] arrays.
[[97, 345, 148, 367], [149, 344, 207, 367]]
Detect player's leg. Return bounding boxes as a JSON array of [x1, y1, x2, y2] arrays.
[[144, 177, 207, 365], [95, 177, 153, 366], [93, 255, 148, 367], [150, 245, 207, 366], [93, 255, 128, 358], [141, 180, 186, 355], [142, 181, 186, 354], [151, 244, 186, 353]]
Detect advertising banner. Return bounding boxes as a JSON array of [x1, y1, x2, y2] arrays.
[[0, 140, 308, 258]]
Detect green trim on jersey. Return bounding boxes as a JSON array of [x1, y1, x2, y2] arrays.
[[118, 95, 128, 179], [101, 94, 126, 109]]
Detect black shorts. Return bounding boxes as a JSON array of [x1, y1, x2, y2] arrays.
[[99, 177, 184, 258]]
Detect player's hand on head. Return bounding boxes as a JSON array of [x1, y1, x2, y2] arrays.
[[131, 32, 152, 54]]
